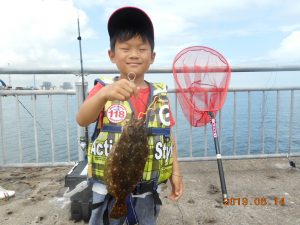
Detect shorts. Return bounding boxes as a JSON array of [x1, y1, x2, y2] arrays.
[[88, 191, 161, 225]]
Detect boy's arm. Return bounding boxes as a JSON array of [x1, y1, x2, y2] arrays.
[[76, 85, 109, 127], [171, 136, 181, 176], [76, 79, 138, 127], [169, 134, 183, 201]]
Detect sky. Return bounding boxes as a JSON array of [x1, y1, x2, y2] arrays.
[[0, 0, 300, 88]]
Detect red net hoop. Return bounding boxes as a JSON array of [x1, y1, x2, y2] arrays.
[[172, 46, 231, 127]]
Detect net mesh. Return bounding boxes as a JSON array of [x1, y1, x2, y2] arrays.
[[172, 46, 231, 127]]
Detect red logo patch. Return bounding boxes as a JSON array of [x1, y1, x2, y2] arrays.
[[107, 104, 127, 123]]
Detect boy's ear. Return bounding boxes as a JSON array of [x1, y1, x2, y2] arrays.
[[108, 50, 116, 63], [150, 52, 156, 64]]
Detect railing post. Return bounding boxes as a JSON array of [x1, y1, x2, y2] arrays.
[[32, 94, 39, 163], [75, 77, 88, 161], [0, 96, 5, 165], [288, 90, 294, 156], [15, 96, 23, 163]]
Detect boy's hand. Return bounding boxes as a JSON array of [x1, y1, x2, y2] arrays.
[[168, 174, 183, 201], [103, 79, 138, 101]]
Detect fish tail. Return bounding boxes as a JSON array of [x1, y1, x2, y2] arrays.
[[110, 200, 127, 219]]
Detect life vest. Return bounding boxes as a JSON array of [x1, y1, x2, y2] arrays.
[[87, 77, 173, 185]]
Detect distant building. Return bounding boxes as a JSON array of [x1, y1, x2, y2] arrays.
[[60, 82, 73, 90], [41, 81, 52, 90]]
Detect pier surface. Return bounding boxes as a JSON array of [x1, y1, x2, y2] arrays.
[[1, 158, 300, 225]]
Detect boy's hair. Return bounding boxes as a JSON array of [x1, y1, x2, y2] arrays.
[[108, 7, 155, 52], [109, 28, 154, 52]]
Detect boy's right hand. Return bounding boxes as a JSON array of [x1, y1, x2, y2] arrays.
[[103, 79, 138, 101]]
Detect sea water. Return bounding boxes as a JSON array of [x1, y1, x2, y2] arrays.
[[1, 90, 300, 164]]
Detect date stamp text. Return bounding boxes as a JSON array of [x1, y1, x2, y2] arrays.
[[224, 197, 285, 206]]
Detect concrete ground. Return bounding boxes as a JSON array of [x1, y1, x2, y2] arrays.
[[0, 157, 300, 225]]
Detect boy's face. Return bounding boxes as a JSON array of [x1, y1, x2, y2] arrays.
[[108, 36, 155, 79]]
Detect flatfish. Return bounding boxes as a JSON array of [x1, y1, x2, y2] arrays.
[[104, 117, 149, 219]]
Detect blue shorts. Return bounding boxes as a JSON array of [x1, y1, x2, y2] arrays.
[[88, 191, 161, 225]]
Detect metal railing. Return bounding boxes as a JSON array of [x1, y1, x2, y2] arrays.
[[0, 90, 76, 167], [0, 66, 300, 167], [172, 87, 300, 161], [1, 65, 300, 74]]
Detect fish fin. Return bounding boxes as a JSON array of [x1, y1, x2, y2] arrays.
[[110, 200, 127, 219]]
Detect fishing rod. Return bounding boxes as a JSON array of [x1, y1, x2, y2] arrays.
[[16, 97, 48, 134], [1, 78, 47, 133], [77, 15, 89, 152]]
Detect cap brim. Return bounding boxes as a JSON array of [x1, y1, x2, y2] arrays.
[[108, 7, 154, 40]]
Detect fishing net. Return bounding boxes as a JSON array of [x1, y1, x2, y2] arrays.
[[172, 46, 231, 127]]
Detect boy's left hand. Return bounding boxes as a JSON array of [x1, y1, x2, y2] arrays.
[[168, 174, 183, 201]]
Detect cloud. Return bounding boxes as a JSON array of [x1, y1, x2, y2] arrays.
[[268, 31, 300, 63], [280, 24, 300, 33], [74, 0, 105, 8], [2, 0, 300, 71], [0, 0, 93, 68], [95, 0, 283, 66], [281, 1, 300, 16]]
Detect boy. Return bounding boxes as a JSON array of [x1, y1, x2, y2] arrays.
[[76, 6, 183, 225]]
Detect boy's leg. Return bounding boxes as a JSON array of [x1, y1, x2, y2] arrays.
[[134, 194, 161, 225], [89, 191, 106, 225], [89, 191, 125, 225]]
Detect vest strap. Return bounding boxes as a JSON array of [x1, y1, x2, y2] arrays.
[[147, 128, 170, 137], [92, 201, 104, 210], [133, 182, 156, 195], [125, 194, 139, 225], [103, 194, 113, 225], [102, 125, 170, 136], [102, 125, 122, 133]]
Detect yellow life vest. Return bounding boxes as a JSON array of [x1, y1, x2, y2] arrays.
[[87, 77, 173, 185]]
